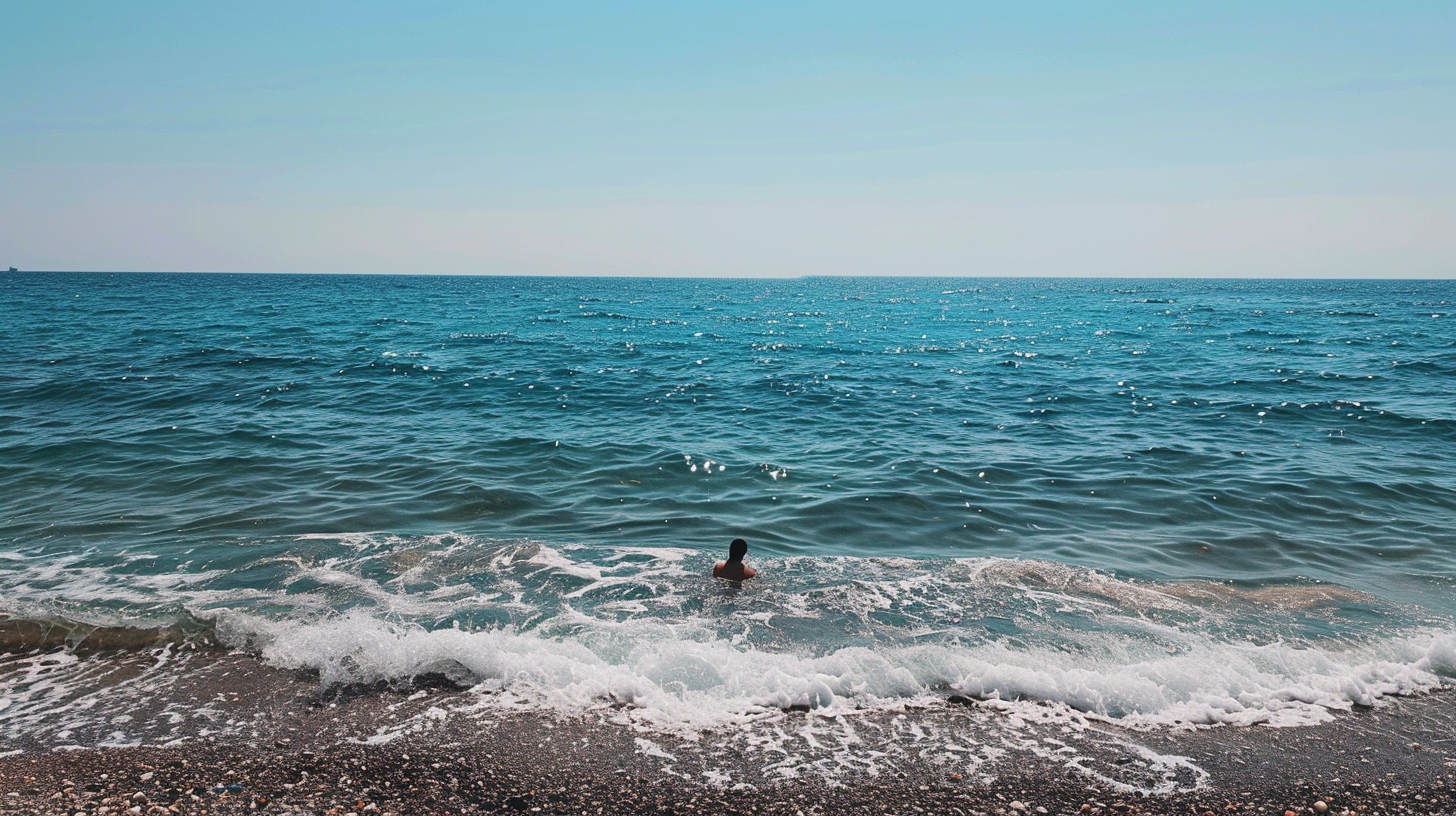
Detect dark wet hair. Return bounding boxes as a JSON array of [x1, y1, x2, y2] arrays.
[[727, 538, 748, 563]]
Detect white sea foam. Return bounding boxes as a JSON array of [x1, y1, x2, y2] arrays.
[[6, 539, 1456, 795], [7, 537, 1455, 739], [213, 604, 1456, 734]]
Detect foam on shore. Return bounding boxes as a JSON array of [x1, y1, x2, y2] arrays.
[[214, 604, 1456, 732], [6, 539, 1455, 738]]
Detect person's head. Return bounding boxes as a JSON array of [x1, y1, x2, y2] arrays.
[[727, 538, 748, 563]]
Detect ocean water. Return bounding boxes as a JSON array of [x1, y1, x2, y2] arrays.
[[2, 272, 1455, 740]]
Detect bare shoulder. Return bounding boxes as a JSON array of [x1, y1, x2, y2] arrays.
[[713, 561, 755, 580]]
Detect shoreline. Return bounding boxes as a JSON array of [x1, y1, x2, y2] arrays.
[[3, 650, 1454, 815], [2, 709, 1453, 816]]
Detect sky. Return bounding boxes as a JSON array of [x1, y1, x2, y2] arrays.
[[2, 2, 1454, 277]]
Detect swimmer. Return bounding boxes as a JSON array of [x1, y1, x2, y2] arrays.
[[713, 538, 757, 581]]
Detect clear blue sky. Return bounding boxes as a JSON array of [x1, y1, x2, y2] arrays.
[[3, 2, 1453, 276]]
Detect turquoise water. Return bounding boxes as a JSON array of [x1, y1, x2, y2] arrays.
[[2, 272, 1454, 729]]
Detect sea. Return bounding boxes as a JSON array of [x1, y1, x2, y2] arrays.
[[2, 272, 1454, 758]]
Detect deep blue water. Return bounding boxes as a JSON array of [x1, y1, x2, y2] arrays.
[[2, 273, 1454, 728]]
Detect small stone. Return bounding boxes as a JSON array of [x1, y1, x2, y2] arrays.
[[1010, 802, 1029, 813], [1314, 802, 1329, 813], [139, 773, 154, 783]]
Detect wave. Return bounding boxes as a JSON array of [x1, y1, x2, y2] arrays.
[[0, 613, 216, 654], [8, 539, 1451, 734], [212, 606, 1456, 732]]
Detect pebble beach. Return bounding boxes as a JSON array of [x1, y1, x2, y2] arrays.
[[3, 652, 1454, 816]]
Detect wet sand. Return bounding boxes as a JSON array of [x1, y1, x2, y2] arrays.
[[2, 650, 1454, 815]]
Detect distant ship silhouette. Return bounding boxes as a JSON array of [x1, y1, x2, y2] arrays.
[[6, 267, 16, 272]]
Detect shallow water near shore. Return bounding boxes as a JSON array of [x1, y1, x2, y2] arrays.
[[3, 645, 1454, 805], [2, 273, 1454, 745]]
